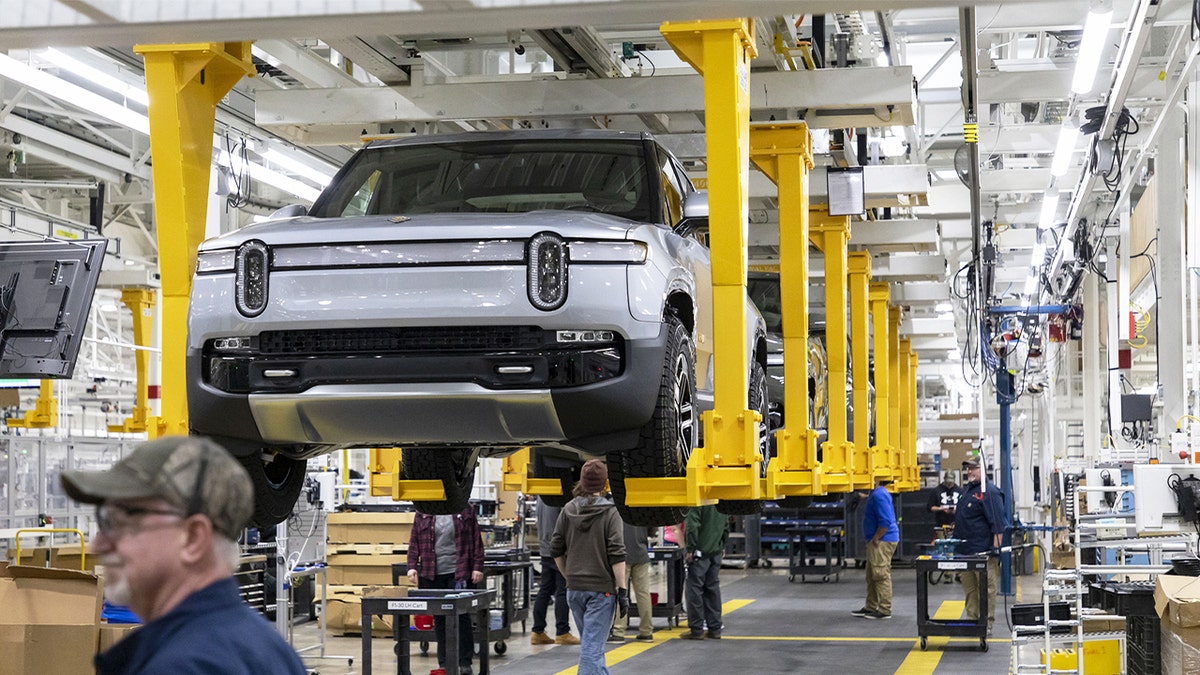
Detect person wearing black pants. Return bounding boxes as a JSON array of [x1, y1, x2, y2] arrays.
[[407, 508, 486, 675], [531, 498, 579, 645]]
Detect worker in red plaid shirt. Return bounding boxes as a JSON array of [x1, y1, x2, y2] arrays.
[[407, 506, 486, 675]]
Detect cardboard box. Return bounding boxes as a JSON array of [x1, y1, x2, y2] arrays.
[[97, 623, 139, 652], [1155, 576, 1200, 636], [326, 552, 408, 586], [1082, 616, 1125, 633], [322, 589, 394, 637], [327, 512, 414, 545], [0, 563, 102, 675], [6, 545, 95, 572], [1162, 625, 1200, 675]]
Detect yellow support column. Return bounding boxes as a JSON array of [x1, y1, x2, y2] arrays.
[[888, 307, 903, 483], [644, 18, 760, 506], [897, 338, 916, 491], [811, 208, 852, 493], [135, 43, 255, 437], [747, 123, 821, 500], [848, 252, 873, 490], [108, 288, 158, 434], [908, 347, 920, 489], [869, 283, 893, 480], [6, 380, 56, 429]]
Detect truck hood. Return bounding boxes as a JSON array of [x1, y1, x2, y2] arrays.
[[199, 211, 640, 250]]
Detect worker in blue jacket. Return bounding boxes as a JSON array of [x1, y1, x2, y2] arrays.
[[953, 456, 1007, 634], [852, 478, 900, 620]]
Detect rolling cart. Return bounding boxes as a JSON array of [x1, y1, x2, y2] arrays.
[[638, 546, 685, 626], [360, 587, 496, 675], [480, 558, 533, 655], [785, 525, 844, 582], [915, 555, 990, 651]]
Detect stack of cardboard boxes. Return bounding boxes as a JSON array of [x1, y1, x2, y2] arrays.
[[0, 563, 110, 674], [1156, 575, 1200, 673], [323, 511, 415, 636]]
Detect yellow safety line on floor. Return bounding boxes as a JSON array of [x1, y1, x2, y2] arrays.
[[893, 600, 966, 675], [551, 599, 756, 675]]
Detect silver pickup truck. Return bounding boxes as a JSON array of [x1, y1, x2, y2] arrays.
[[187, 129, 768, 526]]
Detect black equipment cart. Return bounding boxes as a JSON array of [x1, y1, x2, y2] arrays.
[[915, 555, 990, 651]]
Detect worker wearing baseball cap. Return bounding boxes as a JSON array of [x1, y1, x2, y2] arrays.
[[61, 435, 306, 675], [953, 454, 1007, 635]]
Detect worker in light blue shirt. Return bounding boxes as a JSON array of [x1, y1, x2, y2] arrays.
[[852, 479, 900, 620]]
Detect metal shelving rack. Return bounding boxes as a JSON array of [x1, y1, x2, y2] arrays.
[[1013, 484, 1190, 674]]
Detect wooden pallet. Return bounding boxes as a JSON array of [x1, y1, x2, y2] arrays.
[[327, 543, 408, 555]]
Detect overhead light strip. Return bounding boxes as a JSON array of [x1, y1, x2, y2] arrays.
[[1071, 1, 1115, 94], [0, 53, 149, 134], [40, 48, 149, 107]]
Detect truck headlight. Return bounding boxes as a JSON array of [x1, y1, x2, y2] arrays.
[[236, 241, 269, 317], [528, 232, 567, 311]]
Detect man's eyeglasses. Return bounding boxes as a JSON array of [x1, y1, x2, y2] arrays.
[[96, 503, 186, 539]]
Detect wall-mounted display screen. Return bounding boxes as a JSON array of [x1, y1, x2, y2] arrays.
[[0, 239, 107, 378]]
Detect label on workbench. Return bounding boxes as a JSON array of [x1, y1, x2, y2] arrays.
[[938, 562, 968, 570], [388, 600, 428, 611]]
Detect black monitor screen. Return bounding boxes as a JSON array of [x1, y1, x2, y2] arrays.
[[0, 239, 107, 378]]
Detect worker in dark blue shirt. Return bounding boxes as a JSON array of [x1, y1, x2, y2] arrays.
[[60, 436, 306, 675], [953, 456, 1007, 634], [851, 479, 900, 620]]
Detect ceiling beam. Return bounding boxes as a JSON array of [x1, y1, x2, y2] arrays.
[[0, 3, 967, 49], [255, 66, 916, 131]]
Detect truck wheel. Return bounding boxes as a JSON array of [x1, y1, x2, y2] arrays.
[[612, 315, 693, 527], [240, 452, 308, 528], [401, 448, 478, 514]]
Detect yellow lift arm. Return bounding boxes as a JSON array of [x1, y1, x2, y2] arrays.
[[367, 448, 446, 502], [499, 448, 566, 496], [748, 124, 821, 500], [625, 19, 761, 509], [811, 208, 853, 493], [888, 307, 903, 486], [108, 288, 160, 434], [869, 282, 894, 482], [135, 43, 255, 438], [6, 380, 56, 429], [848, 252, 874, 490]]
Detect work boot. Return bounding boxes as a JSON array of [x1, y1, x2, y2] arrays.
[[554, 632, 580, 645], [530, 631, 554, 645]]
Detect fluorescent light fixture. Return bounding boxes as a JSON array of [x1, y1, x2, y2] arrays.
[[41, 48, 149, 107], [261, 148, 334, 187], [1031, 242, 1047, 264], [1050, 118, 1078, 177], [1023, 273, 1039, 297], [1038, 189, 1060, 229], [217, 150, 322, 203], [1071, 1, 1114, 94], [0, 53, 149, 134]]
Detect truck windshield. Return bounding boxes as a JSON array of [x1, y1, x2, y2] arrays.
[[311, 139, 652, 221]]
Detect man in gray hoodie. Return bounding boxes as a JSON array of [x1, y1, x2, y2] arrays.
[[550, 459, 627, 675]]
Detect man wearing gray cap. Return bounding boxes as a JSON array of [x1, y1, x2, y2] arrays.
[[61, 435, 306, 675]]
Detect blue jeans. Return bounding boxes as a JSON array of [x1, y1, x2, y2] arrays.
[[567, 590, 614, 675]]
